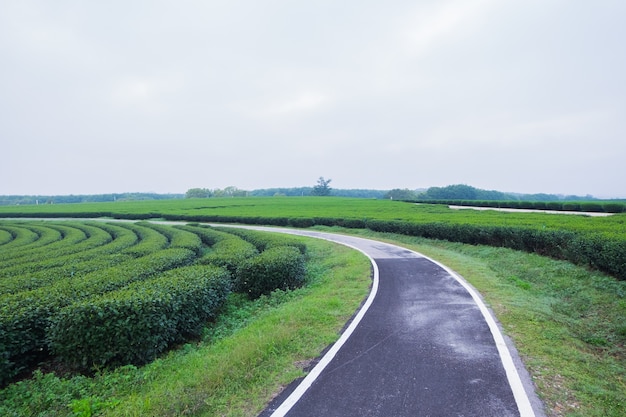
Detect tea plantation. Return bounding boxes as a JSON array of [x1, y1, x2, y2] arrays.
[[0, 221, 307, 386]]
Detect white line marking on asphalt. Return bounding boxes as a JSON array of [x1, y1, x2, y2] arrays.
[[420, 253, 537, 417], [268, 240, 380, 417]]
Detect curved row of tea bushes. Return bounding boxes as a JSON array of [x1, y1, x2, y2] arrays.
[[0, 229, 12, 245], [235, 246, 306, 299], [179, 225, 260, 273], [0, 225, 63, 264], [0, 223, 135, 288], [0, 225, 40, 249], [213, 226, 307, 255], [0, 221, 315, 385], [119, 222, 169, 257], [0, 224, 89, 270], [0, 248, 196, 384], [48, 265, 231, 371], [2, 223, 52, 254], [140, 222, 203, 254]]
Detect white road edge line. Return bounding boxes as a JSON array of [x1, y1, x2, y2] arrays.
[[420, 252, 537, 417], [268, 238, 380, 417]]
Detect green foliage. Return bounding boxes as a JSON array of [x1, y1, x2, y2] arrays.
[[235, 246, 306, 299], [136, 222, 203, 254], [384, 188, 418, 200], [0, 248, 196, 384], [181, 225, 260, 272], [119, 222, 168, 257], [214, 226, 307, 255], [185, 188, 213, 198], [311, 177, 332, 196], [48, 266, 231, 371]]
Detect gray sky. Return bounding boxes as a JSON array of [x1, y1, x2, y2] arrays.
[[2, 1, 625, 197]]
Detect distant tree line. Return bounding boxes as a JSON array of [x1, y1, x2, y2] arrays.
[[2, 183, 615, 206], [386, 184, 601, 202], [0, 193, 184, 206]]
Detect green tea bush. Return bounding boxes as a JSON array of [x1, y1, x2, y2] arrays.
[[201, 237, 258, 272], [179, 225, 259, 272], [140, 222, 203, 254], [562, 202, 581, 211], [120, 222, 169, 257], [0, 248, 196, 384], [0, 229, 12, 246], [215, 227, 307, 255], [235, 246, 306, 299], [580, 202, 604, 212], [546, 202, 563, 210], [0, 225, 39, 251], [48, 265, 231, 371], [603, 203, 625, 213]]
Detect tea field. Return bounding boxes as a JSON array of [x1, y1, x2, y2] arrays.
[[0, 220, 309, 386], [1, 197, 624, 280]]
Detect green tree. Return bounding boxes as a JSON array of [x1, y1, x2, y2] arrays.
[[384, 189, 417, 200], [311, 177, 332, 196], [185, 188, 213, 198]]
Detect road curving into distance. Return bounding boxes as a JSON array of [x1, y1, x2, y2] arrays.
[[240, 226, 546, 417]]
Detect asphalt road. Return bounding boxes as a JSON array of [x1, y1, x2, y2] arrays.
[[247, 228, 545, 417]]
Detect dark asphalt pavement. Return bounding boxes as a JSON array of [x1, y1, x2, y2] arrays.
[[250, 229, 543, 417]]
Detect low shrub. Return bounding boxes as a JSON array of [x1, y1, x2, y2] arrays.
[[580, 202, 604, 212], [48, 265, 231, 371], [0, 248, 196, 384], [235, 246, 306, 299], [215, 227, 307, 255]]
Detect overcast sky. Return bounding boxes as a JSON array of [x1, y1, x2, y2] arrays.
[[1, 1, 625, 197]]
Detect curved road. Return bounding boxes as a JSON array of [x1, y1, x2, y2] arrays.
[[237, 227, 546, 417], [10, 219, 544, 415]]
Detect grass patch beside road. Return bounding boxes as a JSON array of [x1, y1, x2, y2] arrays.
[[328, 227, 626, 417]]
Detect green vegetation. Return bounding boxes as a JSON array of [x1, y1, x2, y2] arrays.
[[1, 197, 624, 280], [1, 197, 625, 416], [0, 221, 318, 386], [417, 198, 626, 213], [0, 228, 371, 417]]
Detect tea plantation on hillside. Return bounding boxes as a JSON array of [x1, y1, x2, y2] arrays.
[[0, 221, 308, 386]]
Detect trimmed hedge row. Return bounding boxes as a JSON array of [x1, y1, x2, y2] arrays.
[[119, 222, 169, 257], [0, 223, 140, 293], [235, 246, 306, 299], [140, 222, 203, 254], [0, 248, 196, 384], [363, 220, 626, 280], [178, 225, 259, 273], [0, 225, 46, 255], [0, 225, 65, 267], [48, 265, 231, 371], [0, 223, 99, 272], [214, 226, 307, 255], [0, 229, 12, 246], [0, 221, 315, 385]]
